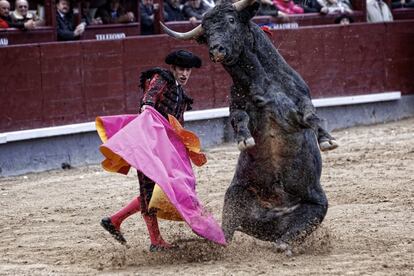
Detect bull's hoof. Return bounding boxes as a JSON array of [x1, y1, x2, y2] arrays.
[[319, 139, 339, 152], [274, 240, 293, 257], [238, 137, 256, 151]]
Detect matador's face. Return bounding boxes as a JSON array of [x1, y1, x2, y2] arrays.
[[171, 66, 192, 86]]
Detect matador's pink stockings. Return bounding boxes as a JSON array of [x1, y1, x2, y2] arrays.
[[110, 196, 141, 230], [143, 214, 173, 249], [110, 196, 172, 248]]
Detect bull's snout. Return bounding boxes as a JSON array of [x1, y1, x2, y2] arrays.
[[209, 44, 227, 63]]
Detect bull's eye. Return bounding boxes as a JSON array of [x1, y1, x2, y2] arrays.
[[229, 18, 235, 24]]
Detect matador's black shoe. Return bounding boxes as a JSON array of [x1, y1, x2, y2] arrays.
[[100, 217, 127, 244], [149, 244, 163, 252]]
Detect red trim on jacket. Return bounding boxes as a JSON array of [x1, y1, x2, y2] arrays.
[[0, 18, 9, 28], [142, 74, 169, 106]]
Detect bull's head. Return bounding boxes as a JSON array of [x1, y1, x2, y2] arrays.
[[161, 0, 260, 66]]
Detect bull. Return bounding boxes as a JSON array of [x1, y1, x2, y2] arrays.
[[161, 0, 336, 254]]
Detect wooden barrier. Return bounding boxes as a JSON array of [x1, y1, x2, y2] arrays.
[[80, 23, 141, 40], [0, 27, 56, 45], [392, 8, 414, 20], [0, 20, 413, 132]]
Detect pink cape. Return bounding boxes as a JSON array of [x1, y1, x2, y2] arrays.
[[97, 107, 226, 245]]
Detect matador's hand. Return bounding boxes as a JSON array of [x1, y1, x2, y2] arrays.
[[140, 104, 149, 113]]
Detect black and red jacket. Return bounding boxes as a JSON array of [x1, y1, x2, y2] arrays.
[[0, 15, 26, 29], [139, 67, 193, 124]]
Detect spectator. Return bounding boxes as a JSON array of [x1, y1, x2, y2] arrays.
[[0, 0, 11, 27], [273, 0, 305, 14], [367, 0, 393, 22], [81, 0, 103, 25], [183, 0, 209, 23], [11, 0, 43, 26], [317, 0, 353, 15], [0, 0, 35, 29], [294, 0, 323, 12], [203, 0, 215, 9], [334, 13, 354, 23], [164, 0, 185, 21], [140, 0, 161, 35], [391, 0, 414, 8], [56, 0, 86, 41], [257, 0, 293, 20], [95, 0, 135, 24], [257, 0, 280, 16]]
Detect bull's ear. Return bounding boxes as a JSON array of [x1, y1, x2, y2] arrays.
[[239, 1, 260, 23]]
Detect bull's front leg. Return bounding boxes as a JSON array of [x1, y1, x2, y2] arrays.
[[317, 126, 339, 151], [230, 85, 255, 151], [231, 109, 255, 151], [243, 50, 270, 108]]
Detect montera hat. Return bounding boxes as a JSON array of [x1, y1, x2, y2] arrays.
[[165, 50, 202, 68]]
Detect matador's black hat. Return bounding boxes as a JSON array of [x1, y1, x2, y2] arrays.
[[165, 50, 202, 68]]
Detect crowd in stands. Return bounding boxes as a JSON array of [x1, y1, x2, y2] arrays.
[[1, 0, 413, 38], [0, 0, 43, 29]]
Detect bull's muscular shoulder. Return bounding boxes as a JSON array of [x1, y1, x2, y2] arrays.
[[139, 67, 175, 90]]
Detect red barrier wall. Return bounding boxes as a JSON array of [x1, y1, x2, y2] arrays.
[[1, 20, 413, 132]]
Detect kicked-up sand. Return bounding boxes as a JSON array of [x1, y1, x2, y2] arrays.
[[0, 118, 413, 275]]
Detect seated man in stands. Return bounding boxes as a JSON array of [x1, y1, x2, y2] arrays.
[[11, 0, 44, 26], [0, 0, 35, 29], [183, 0, 209, 23], [56, 0, 86, 41], [140, 0, 164, 35], [257, 0, 281, 16], [317, 0, 353, 14], [367, 0, 393, 21], [164, 0, 185, 21], [391, 0, 414, 8], [81, 0, 103, 25], [257, 0, 295, 18], [95, 0, 135, 24], [294, 0, 323, 12], [273, 0, 305, 14]]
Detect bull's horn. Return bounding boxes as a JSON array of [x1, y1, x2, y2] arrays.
[[160, 22, 204, 40], [232, 0, 256, 11]]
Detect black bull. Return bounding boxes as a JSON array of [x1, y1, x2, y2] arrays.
[[162, 0, 335, 251]]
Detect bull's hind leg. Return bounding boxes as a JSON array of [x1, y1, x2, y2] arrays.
[[222, 184, 253, 242], [275, 200, 328, 251], [297, 99, 339, 151]]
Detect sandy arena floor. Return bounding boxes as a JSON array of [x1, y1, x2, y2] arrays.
[[0, 118, 413, 275]]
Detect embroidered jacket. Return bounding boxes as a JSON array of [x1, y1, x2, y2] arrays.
[[139, 67, 193, 124]]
